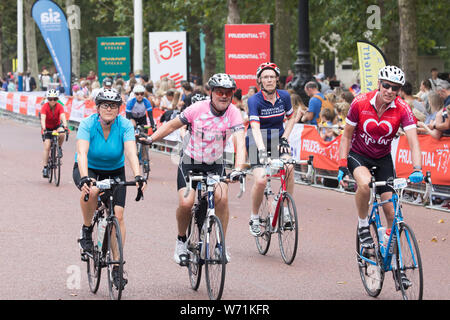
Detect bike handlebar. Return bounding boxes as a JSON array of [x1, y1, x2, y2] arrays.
[[83, 178, 146, 202], [183, 170, 247, 199]]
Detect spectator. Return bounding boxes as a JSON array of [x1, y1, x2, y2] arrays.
[[40, 68, 51, 91], [160, 89, 175, 111], [315, 73, 332, 94], [180, 81, 193, 109], [298, 81, 330, 125], [285, 69, 294, 87], [335, 101, 350, 131], [399, 81, 427, 115], [23, 71, 37, 92], [429, 67, 444, 91], [7, 79, 16, 92], [86, 70, 96, 82], [291, 93, 308, 123], [417, 91, 444, 137], [89, 81, 101, 100], [319, 107, 339, 141], [1, 77, 7, 91], [415, 79, 432, 113], [247, 86, 258, 97], [234, 89, 248, 125], [436, 81, 450, 107]]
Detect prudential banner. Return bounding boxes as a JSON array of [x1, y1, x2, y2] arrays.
[[32, 0, 71, 95]]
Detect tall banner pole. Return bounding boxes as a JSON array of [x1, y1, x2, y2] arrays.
[[357, 40, 387, 94]]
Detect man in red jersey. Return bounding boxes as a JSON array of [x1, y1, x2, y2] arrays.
[[40, 89, 68, 178], [338, 66, 423, 248]]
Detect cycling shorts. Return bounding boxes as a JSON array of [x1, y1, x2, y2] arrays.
[[347, 150, 395, 195], [126, 113, 147, 127], [43, 123, 64, 140], [177, 154, 225, 191], [72, 163, 127, 208]]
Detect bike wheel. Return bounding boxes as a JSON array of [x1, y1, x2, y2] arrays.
[[277, 192, 298, 265], [54, 151, 61, 186], [356, 221, 384, 297], [106, 216, 124, 300], [86, 216, 102, 293], [187, 209, 202, 290], [394, 222, 423, 300], [255, 192, 272, 255], [47, 147, 54, 183], [204, 215, 226, 300]]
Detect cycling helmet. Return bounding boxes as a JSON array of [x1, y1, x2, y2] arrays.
[[207, 73, 236, 90], [191, 93, 208, 104], [102, 77, 113, 87], [133, 84, 145, 93], [378, 65, 405, 86], [95, 88, 122, 106], [46, 89, 59, 98], [256, 62, 280, 79]]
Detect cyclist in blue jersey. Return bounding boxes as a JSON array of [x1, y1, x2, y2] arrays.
[[126, 84, 157, 131], [73, 88, 146, 288], [246, 62, 297, 236]]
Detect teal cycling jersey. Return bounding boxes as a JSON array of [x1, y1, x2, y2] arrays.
[[75, 114, 135, 170]]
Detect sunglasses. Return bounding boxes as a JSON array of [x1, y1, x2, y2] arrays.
[[213, 90, 233, 98], [381, 81, 401, 92], [99, 103, 119, 110], [135, 92, 144, 96], [48, 98, 58, 101]]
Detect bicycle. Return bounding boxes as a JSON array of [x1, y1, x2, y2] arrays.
[[356, 168, 431, 300], [135, 125, 151, 180], [254, 155, 314, 265], [80, 178, 144, 300], [183, 170, 246, 300], [44, 129, 68, 187]]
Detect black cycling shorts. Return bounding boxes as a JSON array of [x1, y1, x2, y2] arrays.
[[347, 150, 395, 195], [43, 124, 64, 140], [72, 163, 127, 208], [177, 154, 225, 191]]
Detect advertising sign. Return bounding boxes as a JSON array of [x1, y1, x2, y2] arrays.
[[357, 40, 387, 93], [149, 32, 187, 89], [97, 36, 131, 83], [225, 24, 272, 95], [32, 0, 72, 95]]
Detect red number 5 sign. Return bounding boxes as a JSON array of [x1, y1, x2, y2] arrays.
[[159, 40, 183, 61]]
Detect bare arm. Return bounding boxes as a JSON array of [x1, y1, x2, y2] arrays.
[[233, 129, 247, 170], [282, 115, 296, 140], [249, 121, 266, 151], [404, 128, 422, 169], [76, 139, 90, 178], [338, 123, 355, 162], [150, 117, 184, 142], [124, 140, 141, 177]]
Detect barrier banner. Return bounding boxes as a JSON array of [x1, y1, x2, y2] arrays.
[[32, 0, 72, 95], [225, 24, 272, 95], [357, 40, 387, 93], [395, 134, 450, 185]]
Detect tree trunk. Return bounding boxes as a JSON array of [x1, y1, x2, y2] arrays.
[[398, 0, 418, 90], [227, 0, 241, 24], [24, 0, 39, 85], [0, 4, 3, 77], [378, 0, 399, 67], [202, 25, 216, 86], [66, 0, 80, 80], [274, 0, 292, 77]]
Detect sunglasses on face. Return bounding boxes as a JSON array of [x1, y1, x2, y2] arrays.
[[99, 103, 119, 110], [381, 81, 401, 92], [48, 98, 58, 101], [213, 89, 233, 98], [135, 92, 144, 96]]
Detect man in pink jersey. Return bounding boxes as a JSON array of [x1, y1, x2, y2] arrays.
[[140, 73, 246, 264], [338, 66, 423, 249]]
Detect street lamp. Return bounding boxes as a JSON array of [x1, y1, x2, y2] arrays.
[[288, 0, 314, 104]]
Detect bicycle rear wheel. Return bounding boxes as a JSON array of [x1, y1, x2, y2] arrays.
[[54, 151, 61, 186], [106, 216, 124, 300], [255, 192, 272, 255], [204, 215, 226, 300], [187, 208, 202, 290], [277, 192, 298, 265], [394, 222, 423, 300], [356, 221, 384, 297], [86, 215, 101, 293], [47, 147, 54, 183]]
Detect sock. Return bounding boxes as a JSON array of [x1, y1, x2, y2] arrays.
[[178, 235, 187, 243], [250, 214, 259, 220], [358, 217, 369, 228]]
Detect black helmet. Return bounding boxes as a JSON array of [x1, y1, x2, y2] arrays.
[[95, 88, 122, 106], [191, 93, 208, 104], [207, 73, 236, 90], [102, 77, 113, 87]]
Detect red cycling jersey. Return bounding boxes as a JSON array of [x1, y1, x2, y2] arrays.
[[346, 90, 416, 159], [41, 102, 65, 129]]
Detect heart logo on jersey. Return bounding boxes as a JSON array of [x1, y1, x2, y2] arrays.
[[363, 119, 393, 138]]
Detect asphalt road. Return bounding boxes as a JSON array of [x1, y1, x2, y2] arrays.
[[1, 116, 449, 301]]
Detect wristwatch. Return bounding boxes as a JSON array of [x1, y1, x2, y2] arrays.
[[147, 136, 153, 144]]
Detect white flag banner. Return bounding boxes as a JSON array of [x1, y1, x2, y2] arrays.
[[149, 31, 187, 89]]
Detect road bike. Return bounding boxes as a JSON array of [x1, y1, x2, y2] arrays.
[[45, 129, 68, 187], [183, 170, 246, 300], [356, 168, 431, 300], [135, 125, 151, 180], [80, 178, 144, 300], [254, 155, 314, 265]]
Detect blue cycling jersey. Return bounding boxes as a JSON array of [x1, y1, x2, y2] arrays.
[[126, 97, 152, 118], [75, 114, 135, 170]]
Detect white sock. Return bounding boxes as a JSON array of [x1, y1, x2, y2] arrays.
[[251, 214, 259, 220], [358, 217, 369, 228]]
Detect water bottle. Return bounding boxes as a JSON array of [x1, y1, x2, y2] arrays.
[[378, 227, 386, 246], [97, 217, 107, 250], [383, 229, 391, 248]]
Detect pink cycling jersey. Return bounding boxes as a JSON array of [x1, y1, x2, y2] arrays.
[[346, 90, 416, 159], [179, 100, 244, 164]]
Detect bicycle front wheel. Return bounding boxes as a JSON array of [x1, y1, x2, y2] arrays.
[[47, 147, 54, 183], [204, 215, 226, 300], [356, 221, 384, 297], [54, 151, 61, 186], [255, 192, 272, 255], [394, 222, 423, 300], [106, 216, 124, 300], [277, 192, 298, 265], [86, 216, 101, 293], [187, 208, 202, 291]]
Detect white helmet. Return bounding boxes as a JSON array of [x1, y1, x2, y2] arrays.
[[378, 65, 405, 86], [133, 84, 145, 93], [46, 89, 59, 98]]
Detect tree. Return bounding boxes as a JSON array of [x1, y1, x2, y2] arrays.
[[398, 0, 418, 89], [227, 0, 241, 24], [274, 0, 292, 76], [24, 0, 39, 85]]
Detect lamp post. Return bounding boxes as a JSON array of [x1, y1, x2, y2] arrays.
[[288, 0, 314, 104]]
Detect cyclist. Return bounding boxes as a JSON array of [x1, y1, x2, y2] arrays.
[[139, 73, 246, 264], [246, 62, 296, 236], [40, 89, 68, 178], [338, 65, 423, 249], [74, 88, 146, 289]]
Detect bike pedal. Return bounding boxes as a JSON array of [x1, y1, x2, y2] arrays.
[[179, 254, 189, 267]]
